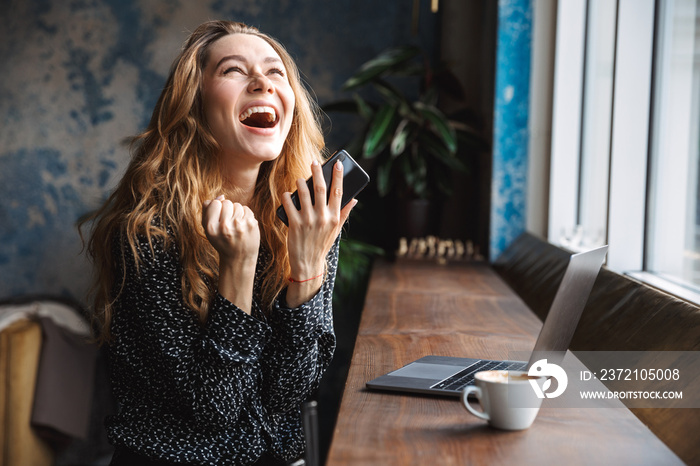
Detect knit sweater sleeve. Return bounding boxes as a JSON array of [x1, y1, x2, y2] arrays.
[[109, 232, 271, 432], [260, 237, 339, 413]]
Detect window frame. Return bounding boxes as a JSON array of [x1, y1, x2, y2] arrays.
[[545, 0, 700, 303]]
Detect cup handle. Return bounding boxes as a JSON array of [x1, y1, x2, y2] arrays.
[[462, 386, 490, 421]]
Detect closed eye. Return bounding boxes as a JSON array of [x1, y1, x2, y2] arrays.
[[268, 67, 286, 77], [223, 66, 244, 75]]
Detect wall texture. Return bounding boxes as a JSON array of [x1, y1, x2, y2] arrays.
[[0, 0, 437, 301], [490, 0, 532, 259]]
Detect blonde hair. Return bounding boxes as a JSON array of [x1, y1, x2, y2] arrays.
[[81, 20, 325, 343]]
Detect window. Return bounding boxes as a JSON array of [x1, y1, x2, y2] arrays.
[[578, 0, 616, 248], [547, 0, 700, 303], [647, 0, 700, 291]]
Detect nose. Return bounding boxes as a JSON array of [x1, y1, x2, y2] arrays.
[[248, 74, 274, 94]]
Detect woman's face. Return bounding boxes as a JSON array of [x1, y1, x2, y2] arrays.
[[201, 33, 295, 166]]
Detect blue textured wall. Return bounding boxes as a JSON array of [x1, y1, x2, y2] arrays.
[[490, 0, 532, 260], [0, 0, 436, 300]]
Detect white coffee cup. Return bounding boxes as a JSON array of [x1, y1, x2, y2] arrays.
[[461, 370, 546, 430]]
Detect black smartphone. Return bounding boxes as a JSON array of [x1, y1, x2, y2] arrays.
[[276, 150, 370, 225]]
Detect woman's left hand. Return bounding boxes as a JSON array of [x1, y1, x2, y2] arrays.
[[281, 159, 356, 306]]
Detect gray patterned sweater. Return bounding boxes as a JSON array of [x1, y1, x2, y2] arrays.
[[105, 230, 338, 465]]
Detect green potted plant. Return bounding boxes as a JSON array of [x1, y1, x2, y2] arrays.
[[324, 46, 485, 239]]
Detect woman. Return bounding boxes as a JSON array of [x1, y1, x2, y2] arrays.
[[81, 20, 355, 465]]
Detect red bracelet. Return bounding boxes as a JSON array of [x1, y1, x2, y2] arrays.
[[288, 272, 324, 283]]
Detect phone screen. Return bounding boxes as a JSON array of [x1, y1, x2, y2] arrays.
[[276, 150, 370, 225]]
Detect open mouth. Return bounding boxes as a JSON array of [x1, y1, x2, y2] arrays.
[[239, 106, 278, 129]]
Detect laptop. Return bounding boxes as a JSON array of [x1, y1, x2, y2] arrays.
[[365, 245, 608, 397]]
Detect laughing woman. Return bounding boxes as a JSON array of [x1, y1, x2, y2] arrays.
[[81, 20, 355, 466]]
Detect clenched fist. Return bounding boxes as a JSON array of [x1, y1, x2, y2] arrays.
[[202, 195, 260, 313]]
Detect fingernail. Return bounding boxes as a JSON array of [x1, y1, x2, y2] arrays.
[[312, 159, 319, 166], [216, 195, 225, 200], [203, 200, 212, 207], [335, 160, 343, 170]]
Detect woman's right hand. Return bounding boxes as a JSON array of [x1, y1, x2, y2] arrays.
[[202, 195, 260, 313]]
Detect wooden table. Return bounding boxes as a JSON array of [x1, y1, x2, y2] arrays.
[[325, 260, 683, 465]]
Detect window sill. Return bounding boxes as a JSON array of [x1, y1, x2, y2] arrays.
[[625, 271, 700, 306]]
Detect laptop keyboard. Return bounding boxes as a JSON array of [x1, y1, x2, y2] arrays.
[[431, 360, 527, 391]]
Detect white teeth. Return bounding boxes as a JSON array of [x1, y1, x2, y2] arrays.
[[239, 106, 276, 122]]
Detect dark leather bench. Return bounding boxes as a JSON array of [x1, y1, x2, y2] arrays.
[[493, 233, 700, 465]]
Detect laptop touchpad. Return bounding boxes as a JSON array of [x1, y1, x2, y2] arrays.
[[388, 363, 461, 380]]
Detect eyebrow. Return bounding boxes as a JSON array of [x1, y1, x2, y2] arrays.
[[215, 55, 284, 70]]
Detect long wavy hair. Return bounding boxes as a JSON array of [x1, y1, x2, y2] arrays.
[[80, 20, 325, 344]]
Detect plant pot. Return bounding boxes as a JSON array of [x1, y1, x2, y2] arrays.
[[395, 198, 441, 240]]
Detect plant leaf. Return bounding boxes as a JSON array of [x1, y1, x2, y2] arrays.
[[343, 239, 385, 257], [342, 46, 422, 90], [376, 156, 394, 196], [417, 132, 468, 172], [336, 238, 384, 306], [372, 79, 411, 111], [363, 104, 397, 158], [419, 85, 439, 106], [453, 120, 489, 149], [400, 154, 428, 198], [415, 102, 457, 153], [390, 119, 411, 156], [353, 94, 374, 120]]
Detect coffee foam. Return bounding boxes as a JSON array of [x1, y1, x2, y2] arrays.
[[477, 370, 533, 383]]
